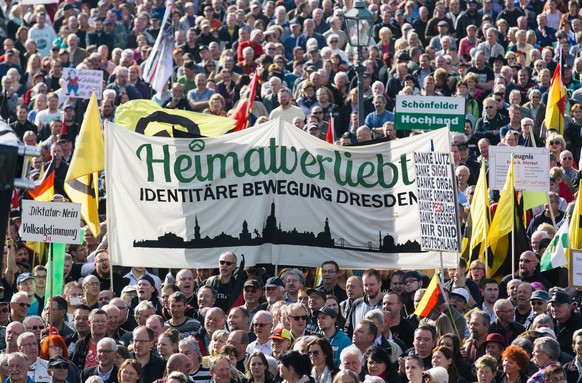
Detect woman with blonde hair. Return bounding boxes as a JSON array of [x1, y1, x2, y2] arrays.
[[204, 94, 227, 116], [23, 53, 42, 88]]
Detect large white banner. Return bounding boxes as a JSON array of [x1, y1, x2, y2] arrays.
[[105, 119, 457, 269]]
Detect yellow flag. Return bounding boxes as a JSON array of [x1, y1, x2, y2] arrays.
[[569, 188, 582, 250], [470, 161, 490, 258], [64, 92, 104, 237], [523, 191, 548, 212], [488, 154, 515, 275]]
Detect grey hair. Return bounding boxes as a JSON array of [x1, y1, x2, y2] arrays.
[[534, 336, 561, 360], [531, 314, 554, 330], [97, 337, 118, 352], [179, 336, 201, 352], [364, 309, 384, 325], [284, 269, 306, 286]]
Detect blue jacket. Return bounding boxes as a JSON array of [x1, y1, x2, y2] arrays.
[[327, 328, 352, 367]]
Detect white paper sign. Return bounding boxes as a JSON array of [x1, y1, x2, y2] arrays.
[[62, 68, 103, 100], [20, 201, 82, 244], [414, 151, 460, 252], [488, 146, 550, 191], [571, 250, 582, 288]]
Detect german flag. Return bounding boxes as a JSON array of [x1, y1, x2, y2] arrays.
[[28, 171, 55, 202], [414, 274, 446, 317]]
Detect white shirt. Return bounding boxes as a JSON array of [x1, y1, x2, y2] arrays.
[[246, 339, 272, 356], [29, 357, 50, 383]]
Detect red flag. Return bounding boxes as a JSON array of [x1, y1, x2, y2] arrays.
[[28, 171, 55, 201], [231, 70, 259, 131], [326, 115, 335, 143]]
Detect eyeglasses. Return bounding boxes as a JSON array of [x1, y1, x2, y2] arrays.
[[330, 40, 339, 43], [313, 111, 323, 114], [495, 98, 503, 102], [28, 326, 43, 330], [308, 350, 320, 356], [253, 322, 271, 327], [562, 157, 573, 160], [19, 343, 37, 347], [550, 140, 561, 145], [485, 106, 494, 109], [219, 260, 234, 266], [33, 274, 47, 279], [244, 288, 258, 293], [404, 279, 418, 285], [531, 300, 545, 306], [291, 315, 308, 321], [85, 281, 100, 286], [98, 349, 114, 354], [16, 302, 31, 308], [0, 307, 8, 313]]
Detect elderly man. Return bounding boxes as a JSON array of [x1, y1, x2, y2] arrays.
[[246, 311, 273, 355], [105, 67, 142, 100], [6, 352, 31, 383], [560, 150, 578, 192], [549, 290, 582, 356], [18, 332, 50, 382], [209, 356, 232, 383], [196, 307, 226, 354], [179, 336, 211, 381], [489, 299, 525, 345], [288, 302, 314, 340], [529, 336, 561, 382], [227, 329, 249, 372], [264, 277, 285, 307], [80, 337, 119, 383], [187, 74, 215, 112]]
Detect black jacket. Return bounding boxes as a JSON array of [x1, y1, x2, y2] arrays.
[[80, 365, 119, 383]]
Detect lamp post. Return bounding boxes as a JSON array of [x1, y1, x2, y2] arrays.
[[344, 0, 375, 128]]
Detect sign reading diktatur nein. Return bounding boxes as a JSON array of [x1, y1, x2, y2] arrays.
[[414, 151, 461, 252], [489, 146, 550, 191], [20, 200, 82, 244], [395, 96, 465, 132]]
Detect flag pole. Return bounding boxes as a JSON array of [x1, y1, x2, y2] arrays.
[[546, 192, 557, 228], [49, 242, 54, 331]]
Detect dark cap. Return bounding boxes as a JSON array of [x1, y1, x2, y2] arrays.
[[306, 123, 320, 131], [306, 288, 326, 300], [530, 290, 550, 302], [48, 355, 72, 368], [0, 299, 8, 305], [63, 4, 74, 10], [403, 270, 422, 281], [5, 49, 15, 56], [63, 103, 74, 110], [151, 14, 161, 20], [467, 0, 478, 4], [482, 333, 506, 347], [199, 45, 209, 51], [244, 279, 261, 289], [456, 141, 468, 149], [549, 290, 571, 305], [438, 20, 449, 27], [138, 274, 156, 288], [17, 273, 35, 285], [9, 210, 21, 219], [58, 134, 71, 142], [397, 51, 411, 62], [265, 277, 284, 288], [315, 306, 338, 318]]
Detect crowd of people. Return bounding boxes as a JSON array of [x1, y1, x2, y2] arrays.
[[4, 0, 582, 382], [2, 236, 582, 383]]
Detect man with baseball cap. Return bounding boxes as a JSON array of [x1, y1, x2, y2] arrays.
[[16, 273, 39, 316], [269, 327, 292, 360], [241, 279, 267, 324], [316, 306, 351, 366], [550, 290, 582, 355], [264, 277, 285, 307]]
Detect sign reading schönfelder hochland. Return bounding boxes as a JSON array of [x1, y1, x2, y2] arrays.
[[395, 95, 465, 132]]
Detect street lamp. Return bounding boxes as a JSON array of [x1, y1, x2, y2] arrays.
[[344, 0, 376, 127]]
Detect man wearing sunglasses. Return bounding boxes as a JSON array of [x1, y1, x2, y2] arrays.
[[205, 252, 241, 312], [10, 292, 31, 324]]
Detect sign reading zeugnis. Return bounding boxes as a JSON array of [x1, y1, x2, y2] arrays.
[[395, 96, 465, 132]]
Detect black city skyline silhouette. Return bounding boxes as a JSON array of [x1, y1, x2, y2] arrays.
[[133, 201, 422, 253]]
